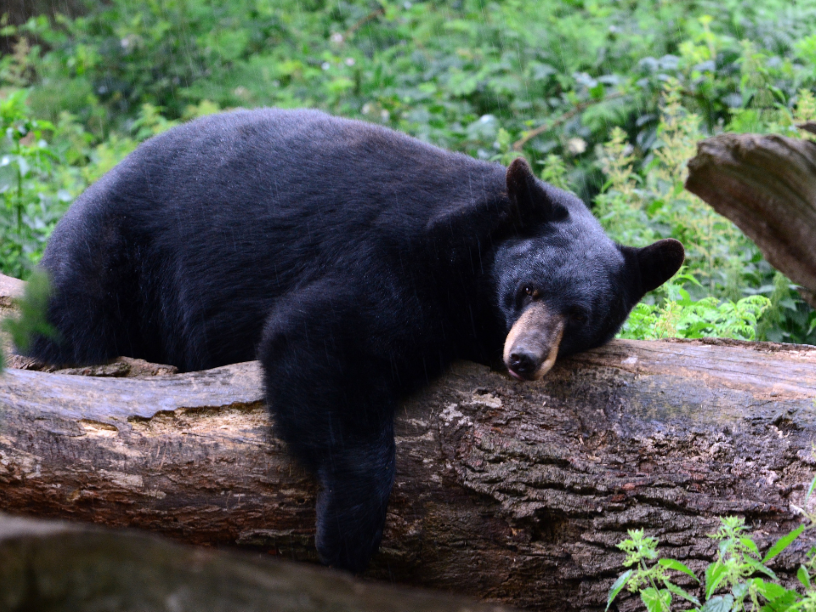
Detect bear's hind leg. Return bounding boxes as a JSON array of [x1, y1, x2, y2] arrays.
[[28, 233, 141, 367], [259, 276, 403, 573], [27, 276, 135, 367]]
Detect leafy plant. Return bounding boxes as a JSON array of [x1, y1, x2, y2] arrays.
[[0, 268, 56, 371], [608, 471, 816, 612], [0, 89, 57, 278], [619, 273, 772, 341]]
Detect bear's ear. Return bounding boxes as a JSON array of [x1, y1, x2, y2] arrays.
[[630, 238, 685, 294], [506, 158, 563, 227]]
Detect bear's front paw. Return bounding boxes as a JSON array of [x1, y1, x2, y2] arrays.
[[315, 469, 392, 573]]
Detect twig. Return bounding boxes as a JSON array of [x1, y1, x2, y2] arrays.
[[512, 91, 627, 151], [341, 7, 385, 41]]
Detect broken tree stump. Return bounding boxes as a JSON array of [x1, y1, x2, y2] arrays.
[[0, 512, 515, 612], [685, 133, 816, 307], [2, 337, 815, 611]]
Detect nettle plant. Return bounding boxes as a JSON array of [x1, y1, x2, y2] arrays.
[[607, 471, 816, 612]]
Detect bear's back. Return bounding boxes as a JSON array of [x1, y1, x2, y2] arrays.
[[39, 109, 506, 370], [61, 109, 503, 261]]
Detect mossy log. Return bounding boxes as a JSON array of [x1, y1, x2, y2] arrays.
[[685, 133, 816, 307], [3, 324, 816, 610]]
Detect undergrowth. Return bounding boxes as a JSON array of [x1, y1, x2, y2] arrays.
[[0, 0, 815, 342]]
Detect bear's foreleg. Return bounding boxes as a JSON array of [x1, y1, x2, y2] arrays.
[[258, 276, 403, 573]]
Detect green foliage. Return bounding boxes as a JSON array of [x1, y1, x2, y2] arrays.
[[619, 275, 771, 341], [1, 268, 56, 368], [608, 475, 816, 612], [0, 89, 58, 278], [597, 79, 815, 344], [7, 0, 816, 176], [0, 94, 212, 281], [0, 0, 815, 342]]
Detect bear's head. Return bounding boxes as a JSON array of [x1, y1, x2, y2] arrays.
[[494, 158, 684, 381]]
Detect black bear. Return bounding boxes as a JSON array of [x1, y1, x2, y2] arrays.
[[29, 108, 684, 572]]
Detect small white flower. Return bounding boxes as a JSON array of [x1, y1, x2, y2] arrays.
[[345, 57, 355, 67], [321, 62, 331, 71], [330, 33, 344, 44], [567, 137, 587, 155]]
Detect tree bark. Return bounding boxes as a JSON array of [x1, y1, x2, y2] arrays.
[[2, 335, 816, 611], [0, 513, 515, 612], [685, 133, 816, 307]]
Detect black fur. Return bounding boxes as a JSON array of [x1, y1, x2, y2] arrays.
[[28, 109, 683, 572]]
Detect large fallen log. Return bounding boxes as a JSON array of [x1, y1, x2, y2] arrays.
[[0, 512, 514, 612], [685, 133, 816, 307], [2, 336, 816, 611]]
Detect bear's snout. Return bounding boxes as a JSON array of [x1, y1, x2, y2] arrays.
[[503, 303, 565, 381]]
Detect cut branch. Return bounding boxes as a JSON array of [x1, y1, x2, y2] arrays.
[[685, 133, 816, 307], [2, 336, 815, 611]]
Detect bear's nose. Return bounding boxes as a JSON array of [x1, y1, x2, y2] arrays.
[[508, 351, 538, 376]]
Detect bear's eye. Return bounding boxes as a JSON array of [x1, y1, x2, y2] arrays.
[[569, 307, 588, 324], [515, 285, 539, 307], [520, 285, 539, 300]]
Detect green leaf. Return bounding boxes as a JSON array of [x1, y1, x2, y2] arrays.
[[590, 82, 606, 99], [706, 561, 728, 599], [665, 580, 701, 606], [805, 475, 816, 504], [745, 558, 778, 581], [719, 538, 735, 559], [763, 590, 799, 611], [641, 587, 672, 612], [606, 570, 632, 611], [701, 595, 734, 612], [740, 537, 760, 557], [762, 526, 805, 564], [797, 565, 811, 589], [659, 558, 700, 582], [751, 578, 793, 602], [732, 582, 749, 600]]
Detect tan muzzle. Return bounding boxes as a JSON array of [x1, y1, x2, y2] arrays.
[[503, 303, 565, 381]]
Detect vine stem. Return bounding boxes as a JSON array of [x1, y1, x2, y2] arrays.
[[15, 139, 23, 279], [642, 559, 668, 612], [511, 91, 627, 151]]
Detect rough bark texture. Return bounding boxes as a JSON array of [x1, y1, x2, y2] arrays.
[[0, 513, 515, 612], [2, 337, 816, 611], [685, 133, 816, 307], [0, 274, 24, 365]]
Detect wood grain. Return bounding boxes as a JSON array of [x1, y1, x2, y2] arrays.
[[686, 133, 816, 306]]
